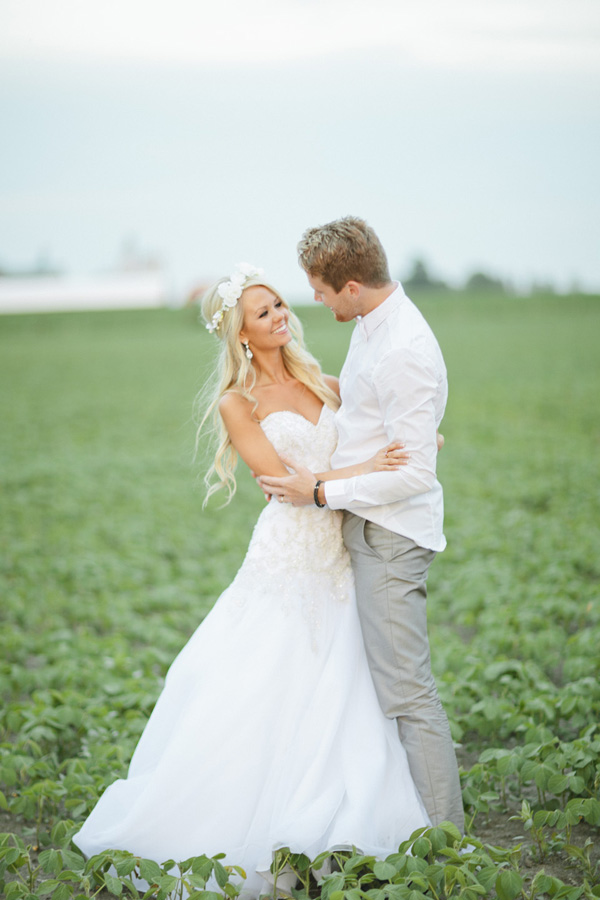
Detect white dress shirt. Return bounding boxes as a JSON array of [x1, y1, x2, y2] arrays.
[[324, 282, 448, 552]]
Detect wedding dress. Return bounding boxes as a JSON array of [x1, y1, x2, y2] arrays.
[[73, 405, 429, 896]]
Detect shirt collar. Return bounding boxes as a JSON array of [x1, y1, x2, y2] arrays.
[[357, 281, 406, 340]]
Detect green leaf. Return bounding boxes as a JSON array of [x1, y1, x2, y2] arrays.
[[495, 869, 523, 900], [39, 849, 62, 876], [497, 754, 520, 776], [373, 861, 397, 881], [425, 827, 448, 853], [568, 774, 585, 794], [64, 802, 87, 818], [312, 851, 332, 869], [533, 809, 560, 828], [160, 858, 176, 871], [364, 890, 386, 900], [406, 874, 428, 891], [213, 860, 229, 889], [104, 873, 123, 896], [343, 854, 370, 875], [411, 837, 432, 859], [547, 773, 568, 794], [581, 798, 600, 825], [552, 888, 584, 900], [385, 887, 411, 900], [345, 890, 363, 900], [139, 858, 162, 883], [531, 873, 556, 894], [37, 880, 61, 896], [5, 882, 28, 899], [191, 855, 214, 880], [404, 857, 427, 875], [114, 856, 137, 877], [475, 866, 501, 892], [187, 893, 222, 900], [52, 884, 73, 900], [2, 847, 24, 867], [50, 822, 69, 844], [156, 874, 178, 892], [289, 852, 311, 873], [324, 874, 346, 895], [62, 850, 84, 873], [563, 844, 585, 862]]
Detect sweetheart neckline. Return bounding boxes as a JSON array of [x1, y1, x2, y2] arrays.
[[259, 405, 329, 429]]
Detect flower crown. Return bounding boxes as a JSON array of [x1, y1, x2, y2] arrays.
[[205, 262, 265, 334]]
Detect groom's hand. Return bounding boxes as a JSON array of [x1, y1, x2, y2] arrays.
[[256, 456, 316, 507]]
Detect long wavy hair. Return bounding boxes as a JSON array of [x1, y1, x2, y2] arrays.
[[195, 273, 340, 505]]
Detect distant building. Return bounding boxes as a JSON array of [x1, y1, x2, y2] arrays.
[[0, 270, 168, 315]]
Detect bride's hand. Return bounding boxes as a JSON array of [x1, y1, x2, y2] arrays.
[[362, 440, 410, 475], [363, 431, 444, 476]]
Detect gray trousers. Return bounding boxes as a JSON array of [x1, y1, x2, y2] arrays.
[[342, 511, 464, 831]]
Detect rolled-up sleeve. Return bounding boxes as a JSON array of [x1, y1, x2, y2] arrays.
[[324, 347, 441, 510]]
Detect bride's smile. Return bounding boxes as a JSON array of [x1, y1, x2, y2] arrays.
[[238, 285, 292, 354]]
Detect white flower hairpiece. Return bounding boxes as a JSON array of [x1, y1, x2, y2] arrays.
[[206, 262, 265, 334]]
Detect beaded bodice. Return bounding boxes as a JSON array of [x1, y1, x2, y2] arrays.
[[223, 405, 353, 648]]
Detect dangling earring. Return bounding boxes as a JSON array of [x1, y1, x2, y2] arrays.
[[242, 340, 253, 360]]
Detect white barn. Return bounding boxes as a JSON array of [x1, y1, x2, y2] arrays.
[[0, 271, 168, 315]]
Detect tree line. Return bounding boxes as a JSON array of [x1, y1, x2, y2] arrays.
[[401, 258, 559, 296]]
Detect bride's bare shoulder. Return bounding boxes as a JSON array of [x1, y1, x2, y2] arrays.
[[219, 391, 254, 422]]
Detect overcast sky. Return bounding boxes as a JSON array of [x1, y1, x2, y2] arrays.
[[1, 0, 599, 298]]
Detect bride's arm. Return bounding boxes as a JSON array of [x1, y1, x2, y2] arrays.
[[315, 440, 410, 481], [314, 431, 444, 482], [219, 392, 290, 478]]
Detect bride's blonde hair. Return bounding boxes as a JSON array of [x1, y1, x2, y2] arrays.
[[196, 273, 340, 505]]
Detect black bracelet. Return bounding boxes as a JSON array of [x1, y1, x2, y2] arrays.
[[314, 480, 326, 508]]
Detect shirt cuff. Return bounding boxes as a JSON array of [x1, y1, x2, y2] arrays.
[[323, 478, 350, 510]]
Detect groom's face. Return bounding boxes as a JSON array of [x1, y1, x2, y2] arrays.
[[307, 274, 357, 322]]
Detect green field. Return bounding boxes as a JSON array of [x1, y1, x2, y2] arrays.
[[1, 293, 599, 899]]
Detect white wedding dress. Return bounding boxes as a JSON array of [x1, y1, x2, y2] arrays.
[[74, 406, 429, 896]]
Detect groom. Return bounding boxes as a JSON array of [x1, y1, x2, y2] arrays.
[[258, 216, 464, 831]]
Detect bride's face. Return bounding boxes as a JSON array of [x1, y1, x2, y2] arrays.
[[239, 286, 291, 353]]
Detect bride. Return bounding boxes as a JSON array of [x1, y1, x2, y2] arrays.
[[73, 264, 430, 896]]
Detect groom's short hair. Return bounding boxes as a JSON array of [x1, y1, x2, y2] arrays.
[[298, 216, 391, 293]]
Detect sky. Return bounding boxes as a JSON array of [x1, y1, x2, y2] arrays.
[[1, 0, 599, 299]]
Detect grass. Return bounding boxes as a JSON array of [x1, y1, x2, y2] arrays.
[[1, 292, 599, 899]]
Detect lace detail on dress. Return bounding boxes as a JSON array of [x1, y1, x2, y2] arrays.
[[224, 406, 353, 650]]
